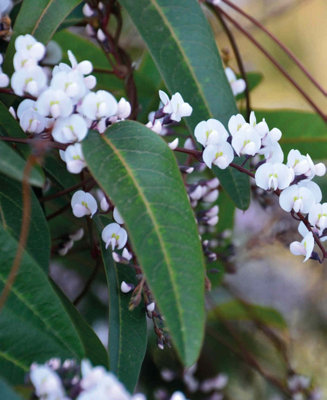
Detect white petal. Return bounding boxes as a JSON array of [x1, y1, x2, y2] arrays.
[[113, 207, 124, 225]]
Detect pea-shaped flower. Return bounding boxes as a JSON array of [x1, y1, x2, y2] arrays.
[[52, 114, 88, 143], [290, 231, 314, 262], [36, 88, 73, 118], [279, 184, 316, 214], [203, 142, 234, 169], [102, 223, 128, 250], [308, 203, 327, 232], [71, 190, 97, 218], [231, 124, 261, 156], [255, 162, 293, 191], [194, 119, 229, 147], [81, 90, 118, 120], [60, 143, 86, 174]]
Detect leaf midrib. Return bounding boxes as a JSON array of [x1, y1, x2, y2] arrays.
[[101, 134, 186, 357], [148, 0, 213, 119]]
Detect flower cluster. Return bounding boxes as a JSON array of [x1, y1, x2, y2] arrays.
[[29, 359, 189, 400], [6, 34, 133, 256], [194, 111, 326, 262]]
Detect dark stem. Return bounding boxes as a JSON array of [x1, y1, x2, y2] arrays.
[[40, 178, 95, 203], [46, 203, 71, 221], [221, 0, 327, 96], [214, 8, 251, 118], [73, 258, 101, 306], [213, 5, 327, 122]]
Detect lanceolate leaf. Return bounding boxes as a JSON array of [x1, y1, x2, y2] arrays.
[[97, 216, 147, 392], [0, 225, 84, 383], [255, 110, 327, 160], [0, 174, 50, 272], [51, 281, 109, 368], [119, 0, 250, 210], [0, 378, 23, 400], [83, 121, 205, 366], [4, 0, 83, 73]]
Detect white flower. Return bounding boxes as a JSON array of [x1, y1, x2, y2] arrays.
[[83, 3, 94, 17], [52, 114, 88, 143], [96, 190, 110, 212], [78, 360, 131, 400], [51, 69, 87, 104], [194, 119, 229, 147], [290, 231, 314, 262], [299, 181, 322, 203], [258, 140, 284, 163], [203, 189, 219, 203], [287, 150, 325, 179], [69, 228, 84, 241], [160, 91, 192, 122], [13, 51, 38, 71], [255, 162, 293, 191], [113, 207, 124, 225], [228, 113, 246, 136], [203, 142, 234, 169], [116, 97, 131, 119], [225, 67, 246, 96], [249, 111, 269, 138], [11, 66, 47, 96], [121, 281, 133, 293], [81, 90, 118, 120], [146, 119, 163, 135], [170, 392, 189, 400], [61, 143, 86, 174], [71, 190, 97, 218], [231, 124, 261, 156], [67, 50, 93, 76], [168, 138, 179, 150], [15, 34, 46, 61], [19, 109, 47, 133], [30, 364, 65, 399], [0, 55, 9, 87], [279, 184, 315, 213], [102, 223, 128, 250], [308, 203, 327, 231], [36, 88, 73, 118]]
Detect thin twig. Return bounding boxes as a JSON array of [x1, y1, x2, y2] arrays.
[[73, 259, 101, 306], [214, 8, 251, 118], [212, 5, 327, 122], [221, 0, 327, 96], [40, 178, 95, 203], [46, 203, 71, 221]]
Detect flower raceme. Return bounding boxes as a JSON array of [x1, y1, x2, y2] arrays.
[[194, 111, 326, 262]]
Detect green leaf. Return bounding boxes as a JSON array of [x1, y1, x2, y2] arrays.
[[0, 174, 50, 272], [209, 300, 287, 329], [236, 72, 263, 101], [255, 109, 327, 160], [119, 0, 250, 210], [0, 378, 23, 400], [96, 216, 147, 392], [0, 142, 44, 188], [4, 0, 83, 73], [51, 281, 109, 368], [0, 225, 85, 383], [83, 121, 205, 366]]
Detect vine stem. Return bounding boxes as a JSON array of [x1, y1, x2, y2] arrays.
[[0, 156, 35, 311], [213, 7, 251, 118], [211, 5, 327, 122], [221, 0, 327, 96]]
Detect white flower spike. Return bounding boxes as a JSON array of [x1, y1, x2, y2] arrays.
[[71, 190, 98, 218]]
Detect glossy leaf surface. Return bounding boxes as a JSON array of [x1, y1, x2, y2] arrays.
[[83, 121, 205, 366]]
